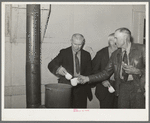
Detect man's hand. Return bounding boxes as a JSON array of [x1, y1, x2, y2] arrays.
[[57, 66, 67, 76], [122, 62, 141, 75], [78, 75, 89, 84], [102, 80, 111, 88]]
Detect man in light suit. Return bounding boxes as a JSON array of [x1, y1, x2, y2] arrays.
[[79, 28, 145, 108], [48, 33, 93, 108], [92, 33, 118, 108]]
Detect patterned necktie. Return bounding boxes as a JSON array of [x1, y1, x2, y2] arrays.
[[75, 52, 80, 74], [122, 51, 128, 82]]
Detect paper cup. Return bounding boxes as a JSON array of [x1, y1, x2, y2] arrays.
[[65, 73, 72, 80], [108, 86, 115, 93], [70, 78, 79, 86]]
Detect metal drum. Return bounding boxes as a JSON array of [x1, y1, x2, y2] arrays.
[[45, 83, 72, 108]]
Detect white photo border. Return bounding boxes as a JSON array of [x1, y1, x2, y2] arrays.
[[1, 2, 149, 121]]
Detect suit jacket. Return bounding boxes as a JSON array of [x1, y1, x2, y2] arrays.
[[48, 47, 93, 101], [92, 47, 114, 101], [89, 43, 145, 96]]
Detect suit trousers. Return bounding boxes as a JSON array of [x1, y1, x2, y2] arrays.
[[72, 85, 87, 108], [99, 80, 118, 108], [118, 80, 145, 108], [100, 92, 118, 108]]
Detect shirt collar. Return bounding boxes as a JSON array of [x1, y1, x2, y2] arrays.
[[72, 48, 81, 55], [126, 42, 131, 55], [122, 42, 131, 55]]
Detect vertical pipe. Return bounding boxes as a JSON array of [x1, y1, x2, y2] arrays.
[[26, 5, 41, 108]]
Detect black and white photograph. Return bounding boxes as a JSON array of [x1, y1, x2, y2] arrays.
[[1, 2, 149, 121]]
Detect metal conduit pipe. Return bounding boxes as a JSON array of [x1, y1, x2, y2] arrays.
[[26, 5, 41, 108]]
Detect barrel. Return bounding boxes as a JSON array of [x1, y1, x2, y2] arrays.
[[45, 83, 72, 108]]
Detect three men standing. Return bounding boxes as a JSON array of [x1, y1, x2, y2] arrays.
[[48, 28, 145, 108]]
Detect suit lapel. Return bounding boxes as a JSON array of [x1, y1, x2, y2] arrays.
[[116, 48, 122, 77], [80, 49, 83, 74], [128, 43, 136, 65], [68, 47, 74, 75], [106, 47, 109, 62]]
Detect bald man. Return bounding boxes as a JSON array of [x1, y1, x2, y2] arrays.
[[48, 33, 93, 108]]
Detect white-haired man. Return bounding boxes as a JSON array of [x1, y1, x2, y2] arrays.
[[92, 33, 118, 108], [48, 33, 93, 108]]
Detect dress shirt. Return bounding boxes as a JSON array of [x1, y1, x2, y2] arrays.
[[120, 43, 133, 80], [72, 50, 81, 77]]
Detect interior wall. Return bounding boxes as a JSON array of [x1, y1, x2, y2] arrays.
[[132, 5, 146, 44], [5, 4, 142, 108]]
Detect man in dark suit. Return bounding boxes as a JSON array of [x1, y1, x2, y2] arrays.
[[92, 33, 118, 108], [48, 33, 92, 108], [79, 28, 145, 108]]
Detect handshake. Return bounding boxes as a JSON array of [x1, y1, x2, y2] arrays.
[[58, 66, 90, 85], [77, 75, 90, 84], [65, 73, 89, 86]]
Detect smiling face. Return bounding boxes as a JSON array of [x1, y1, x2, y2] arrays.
[[71, 34, 85, 52]]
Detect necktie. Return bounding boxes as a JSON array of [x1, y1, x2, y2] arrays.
[[122, 51, 128, 82], [75, 52, 80, 74]]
